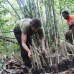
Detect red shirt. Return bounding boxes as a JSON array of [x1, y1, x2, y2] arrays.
[[67, 15, 74, 26]]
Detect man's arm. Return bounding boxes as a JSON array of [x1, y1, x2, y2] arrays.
[[21, 33, 32, 59], [38, 28, 46, 54], [39, 37, 46, 54]]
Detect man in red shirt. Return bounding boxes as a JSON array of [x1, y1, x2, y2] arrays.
[[62, 11, 74, 29]]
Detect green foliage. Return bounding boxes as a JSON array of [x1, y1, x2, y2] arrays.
[[0, 0, 74, 59], [0, 63, 2, 70], [0, 0, 6, 3]]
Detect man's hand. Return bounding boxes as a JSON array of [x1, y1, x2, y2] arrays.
[[42, 49, 47, 54], [28, 51, 32, 60]]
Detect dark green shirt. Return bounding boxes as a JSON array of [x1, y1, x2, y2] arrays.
[[65, 30, 74, 44], [15, 18, 44, 38]]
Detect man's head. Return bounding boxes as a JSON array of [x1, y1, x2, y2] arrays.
[[30, 18, 42, 32], [70, 20, 74, 33], [62, 11, 69, 20]]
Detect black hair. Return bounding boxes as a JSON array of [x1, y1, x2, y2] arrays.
[[62, 11, 69, 15], [69, 20, 74, 29], [69, 24, 74, 29], [30, 18, 41, 28]]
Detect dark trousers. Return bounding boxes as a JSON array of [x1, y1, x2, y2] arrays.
[[14, 28, 32, 68]]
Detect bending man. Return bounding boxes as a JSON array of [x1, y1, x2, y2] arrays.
[[14, 18, 46, 68]]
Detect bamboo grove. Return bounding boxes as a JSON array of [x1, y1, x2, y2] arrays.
[[0, 0, 74, 73]]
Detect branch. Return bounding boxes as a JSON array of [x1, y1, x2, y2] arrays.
[[0, 36, 18, 44], [16, 0, 25, 18], [7, 0, 21, 20], [0, 4, 19, 19]]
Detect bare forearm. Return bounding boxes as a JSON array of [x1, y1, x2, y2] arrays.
[[22, 42, 30, 53], [40, 38, 46, 54], [40, 38, 45, 49]]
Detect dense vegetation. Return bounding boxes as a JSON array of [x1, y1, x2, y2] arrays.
[[0, 0, 74, 58]]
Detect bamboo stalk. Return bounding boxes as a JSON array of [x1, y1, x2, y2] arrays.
[[0, 4, 19, 19], [29, 45, 34, 68], [32, 39, 38, 67], [32, 39, 45, 67], [35, 46, 47, 66], [31, 39, 46, 67], [31, 46, 42, 67], [46, 40, 52, 65], [64, 42, 69, 59], [16, 0, 25, 18], [7, 0, 21, 20], [55, 37, 60, 64], [30, 45, 36, 67]]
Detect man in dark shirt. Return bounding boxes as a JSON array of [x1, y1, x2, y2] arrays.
[[60, 20, 74, 58], [65, 20, 74, 44], [65, 30, 74, 45], [14, 18, 46, 68]]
